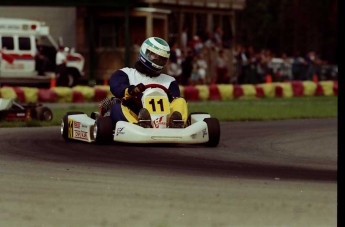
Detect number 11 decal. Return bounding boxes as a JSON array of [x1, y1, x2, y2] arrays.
[[145, 97, 169, 114]]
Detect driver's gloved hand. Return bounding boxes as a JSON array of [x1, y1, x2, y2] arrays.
[[128, 83, 145, 96]]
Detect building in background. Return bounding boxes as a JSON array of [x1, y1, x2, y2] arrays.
[[0, 0, 246, 83], [77, 0, 245, 82]]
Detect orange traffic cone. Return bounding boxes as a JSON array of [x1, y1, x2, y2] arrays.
[[50, 74, 56, 88], [266, 74, 272, 83], [312, 74, 318, 83]]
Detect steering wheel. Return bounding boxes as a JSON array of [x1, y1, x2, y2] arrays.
[[144, 83, 172, 100], [144, 83, 170, 94]]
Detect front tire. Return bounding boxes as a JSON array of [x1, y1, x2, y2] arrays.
[[204, 118, 220, 147], [90, 112, 100, 120], [61, 111, 85, 141]]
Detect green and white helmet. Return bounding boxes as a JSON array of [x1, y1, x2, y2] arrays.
[[139, 37, 170, 74]]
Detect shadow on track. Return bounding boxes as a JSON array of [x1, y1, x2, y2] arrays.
[[2, 127, 336, 183]]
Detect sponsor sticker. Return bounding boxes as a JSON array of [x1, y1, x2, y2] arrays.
[[153, 116, 166, 128], [144, 97, 169, 114], [81, 124, 88, 130], [116, 127, 125, 136], [73, 121, 81, 128], [202, 128, 208, 138], [74, 130, 88, 140], [68, 118, 74, 138]]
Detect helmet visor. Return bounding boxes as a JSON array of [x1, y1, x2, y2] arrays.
[[146, 49, 168, 67]]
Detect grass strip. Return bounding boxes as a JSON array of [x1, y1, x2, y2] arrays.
[[0, 97, 337, 127]]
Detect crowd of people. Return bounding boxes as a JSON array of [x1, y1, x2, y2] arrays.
[[166, 29, 338, 86], [232, 46, 338, 84]]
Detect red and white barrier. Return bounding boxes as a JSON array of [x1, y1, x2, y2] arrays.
[[0, 81, 338, 103]]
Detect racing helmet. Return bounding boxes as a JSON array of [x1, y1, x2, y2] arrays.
[[139, 37, 170, 75]]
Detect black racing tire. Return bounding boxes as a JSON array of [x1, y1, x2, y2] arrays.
[[94, 116, 114, 144], [204, 118, 220, 147], [61, 114, 70, 141], [57, 68, 79, 87], [90, 112, 100, 120], [61, 111, 85, 141], [36, 106, 53, 121], [187, 112, 209, 126], [66, 111, 85, 115]]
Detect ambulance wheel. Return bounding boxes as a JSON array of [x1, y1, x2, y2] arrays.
[[66, 72, 77, 87], [204, 118, 220, 147], [94, 116, 113, 144]]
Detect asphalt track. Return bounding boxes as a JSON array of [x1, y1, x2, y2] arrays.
[[0, 119, 337, 227]]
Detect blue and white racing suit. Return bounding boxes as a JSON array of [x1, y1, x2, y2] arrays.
[[109, 67, 188, 124]]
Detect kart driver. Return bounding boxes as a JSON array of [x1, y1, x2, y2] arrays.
[[105, 37, 188, 128]]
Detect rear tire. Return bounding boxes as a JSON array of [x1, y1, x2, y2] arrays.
[[204, 118, 220, 147], [90, 112, 100, 120], [94, 116, 113, 144]]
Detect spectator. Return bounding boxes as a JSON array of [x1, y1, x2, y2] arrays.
[[320, 61, 337, 80], [35, 45, 50, 76], [203, 32, 217, 84], [232, 44, 242, 83], [305, 51, 319, 80], [306, 51, 322, 80], [191, 35, 203, 55], [292, 51, 307, 80], [190, 53, 207, 85], [56, 45, 67, 86], [236, 46, 249, 84], [255, 50, 266, 84], [180, 26, 188, 53], [214, 26, 223, 48], [246, 46, 259, 84], [167, 42, 182, 83], [313, 53, 323, 80], [180, 49, 194, 85], [204, 31, 215, 49], [279, 53, 293, 81], [215, 49, 229, 84]]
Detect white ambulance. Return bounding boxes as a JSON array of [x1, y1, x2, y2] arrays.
[[0, 18, 85, 87]]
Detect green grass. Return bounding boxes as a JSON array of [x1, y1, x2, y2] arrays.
[[188, 96, 338, 121], [0, 96, 337, 127]]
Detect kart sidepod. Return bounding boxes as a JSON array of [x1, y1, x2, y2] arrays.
[[61, 112, 220, 147]]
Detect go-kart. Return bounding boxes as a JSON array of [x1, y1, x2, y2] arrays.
[[0, 98, 53, 121], [61, 84, 220, 147]]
